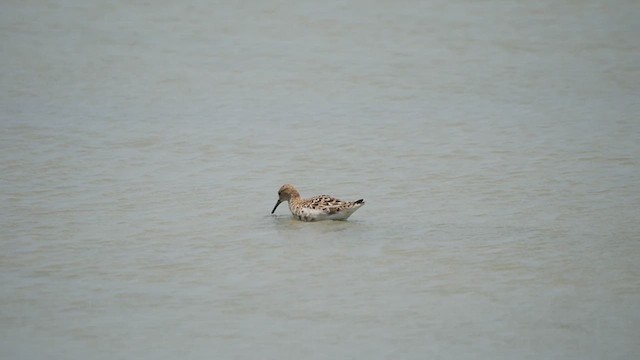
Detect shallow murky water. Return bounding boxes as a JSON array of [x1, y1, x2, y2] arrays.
[[1, 1, 639, 359]]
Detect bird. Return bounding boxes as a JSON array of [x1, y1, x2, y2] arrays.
[[271, 184, 365, 221]]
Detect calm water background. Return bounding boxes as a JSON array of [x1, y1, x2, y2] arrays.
[[1, 0, 639, 359]]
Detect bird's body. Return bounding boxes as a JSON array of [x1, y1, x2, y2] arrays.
[[271, 184, 365, 221]]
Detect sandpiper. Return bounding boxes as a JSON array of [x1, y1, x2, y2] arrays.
[[271, 184, 365, 221]]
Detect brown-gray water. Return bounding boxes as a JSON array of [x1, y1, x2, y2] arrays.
[[1, 1, 639, 359]]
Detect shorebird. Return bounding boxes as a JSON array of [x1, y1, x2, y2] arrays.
[[271, 184, 365, 221]]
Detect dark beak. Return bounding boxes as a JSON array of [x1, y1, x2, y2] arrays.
[[271, 200, 282, 214]]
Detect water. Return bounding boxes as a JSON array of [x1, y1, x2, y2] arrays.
[[1, 0, 639, 359]]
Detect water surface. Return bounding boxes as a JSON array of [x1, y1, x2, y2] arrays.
[[1, 1, 639, 359]]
